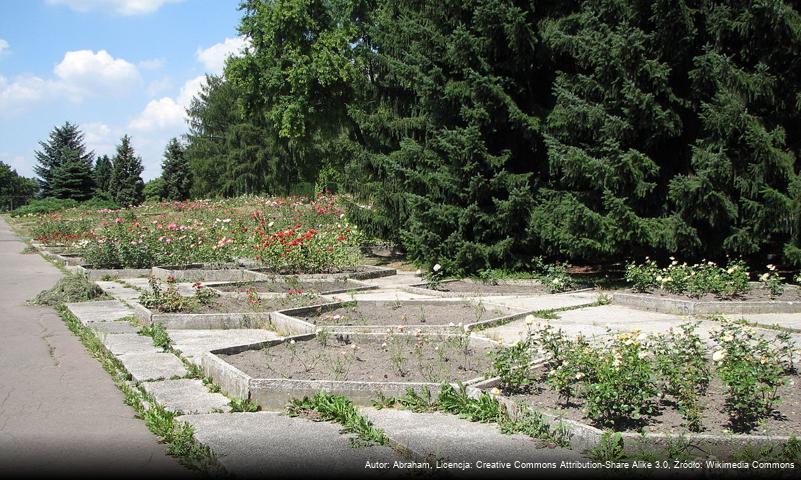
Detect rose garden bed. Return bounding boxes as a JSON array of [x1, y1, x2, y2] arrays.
[[248, 264, 396, 280], [202, 332, 497, 409], [152, 264, 270, 282], [269, 299, 528, 335]]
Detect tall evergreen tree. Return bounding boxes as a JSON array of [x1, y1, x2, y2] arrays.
[[33, 122, 94, 198], [94, 154, 113, 195], [49, 148, 95, 201], [109, 135, 145, 206], [161, 138, 192, 201]]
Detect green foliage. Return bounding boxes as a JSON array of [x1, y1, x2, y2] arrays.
[[287, 392, 388, 446], [0, 161, 37, 211], [625, 259, 752, 298], [32, 273, 107, 306], [11, 198, 79, 217], [229, 398, 260, 413], [588, 432, 625, 463], [93, 155, 113, 195], [108, 135, 145, 207], [34, 122, 94, 199], [713, 320, 789, 430], [161, 138, 192, 201], [138, 322, 172, 350], [143, 177, 166, 202]]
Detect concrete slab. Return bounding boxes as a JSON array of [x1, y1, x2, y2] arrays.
[[95, 281, 141, 302], [89, 321, 139, 335], [180, 412, 402, 477], [141, 379, 231, 414], [362, 408, 584, 468], [361, 272, 422, 288], [101, 333, 161, 356], [118, 352, 188, 382], [481, 292, 598, 312], [65, 300, 134, 324], [167, 329, 280, 365], [723, 312, 801, 331]]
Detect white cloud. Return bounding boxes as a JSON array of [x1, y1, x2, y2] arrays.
[[196, 37, 249, 75], [46, 0, 182, 16], [0, 49, 141, 114], [54, 49, 141, 98], [129, 75, 204, 132], [0, 39, 9, 55], [138, 58, 165, 70], [145, 76, 173, 97], [82, 122, 119, 156]]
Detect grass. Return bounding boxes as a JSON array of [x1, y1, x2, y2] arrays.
[[53, 306, 223, 474], [138, 322, 172, 350], [31, 272, 108, 306], [287, 392, 389, 447]]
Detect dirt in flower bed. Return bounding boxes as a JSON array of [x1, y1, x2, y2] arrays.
[[150, 294, 327, 314], [504, 374, 801, 437], [214, 278, 358, 294], [220, 333, 496, 383], [297, 301, 517, 327], [419, 280, 557, 295], [624, 285, 801, 302], [249, 265, 379, 275]]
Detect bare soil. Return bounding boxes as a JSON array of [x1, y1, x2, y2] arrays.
[[295, 301, 517, 327], [420, 280, 556, 295], [250, 265, 378, 275], [152, 294, 326, 314], [625, 286, 801, 302], [214, 278, 357, 294], [220, 334, 496, 383], [505, 373, 801, 436]]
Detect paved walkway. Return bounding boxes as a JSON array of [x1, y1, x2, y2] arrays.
[[0, 217, 192, 477]]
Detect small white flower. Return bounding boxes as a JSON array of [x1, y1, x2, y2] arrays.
[[289, 339, 296, 345], [767, 264, 776, 271], [433, 264, 442, 272], [268, 221, 275, 228], [490, 387, 502, 396], [712, 350, 727, 362], [415, 269, 422, 275], [575, 372, 584, 380], [524, 315, 535, 325]]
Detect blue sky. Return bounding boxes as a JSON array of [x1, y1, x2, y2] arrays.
[[0, 0, 245, 180]]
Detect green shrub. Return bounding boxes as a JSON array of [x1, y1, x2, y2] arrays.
[[12, 198, 79, 217]]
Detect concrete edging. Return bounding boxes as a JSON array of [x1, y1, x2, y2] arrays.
[[129, 300, 273, 329], [612, 290, 801, 315]]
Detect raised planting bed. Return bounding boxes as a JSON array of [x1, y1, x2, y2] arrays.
[[248, 264, 396, 280], [270, 299, 529, 336], [52, 252, 84, 266], [152, 263, 270, 282], [202, 332, 497, 409], [475, 372, 801, 459], [210, 277, 376, 297], [613, 284, 801, 314], [402, 278, 588, 297], [74, 264, 153, 280], [131, 294, 328, 330]]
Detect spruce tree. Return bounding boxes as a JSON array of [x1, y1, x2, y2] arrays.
[[49, 149, 95, 201], [94, 155, 113, 195], [34, 122, 94, 198], [161, 138, 192, 201], [109, 135, 145, 206]]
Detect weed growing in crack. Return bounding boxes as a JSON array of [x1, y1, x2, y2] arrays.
[[287, 392, 388, 446]]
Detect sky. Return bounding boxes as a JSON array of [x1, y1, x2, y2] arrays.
[[0, 0, 246, 180]]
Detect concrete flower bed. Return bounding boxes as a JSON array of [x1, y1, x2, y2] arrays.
[[202, 333, 497, 409], [152, 263, 270, 282], [612, 285, 801, 314], [248, 264, 397, 280], [73, 264, 153, 280], [130, 294, 327, 330], [209, 277, 376, 297], [471, 377, 800, 459], [269, 299, 529, 335]]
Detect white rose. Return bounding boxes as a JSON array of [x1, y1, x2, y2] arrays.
[[712, 350, 727, 362], [433, 264, 442, 272]]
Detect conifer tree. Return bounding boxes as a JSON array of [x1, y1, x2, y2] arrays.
[[94, 155, 113, 195], [161, 138, 192, 201], [34, 122, 94, 198], [49, 148, 95, 201], [109, 135, 145, 206]]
